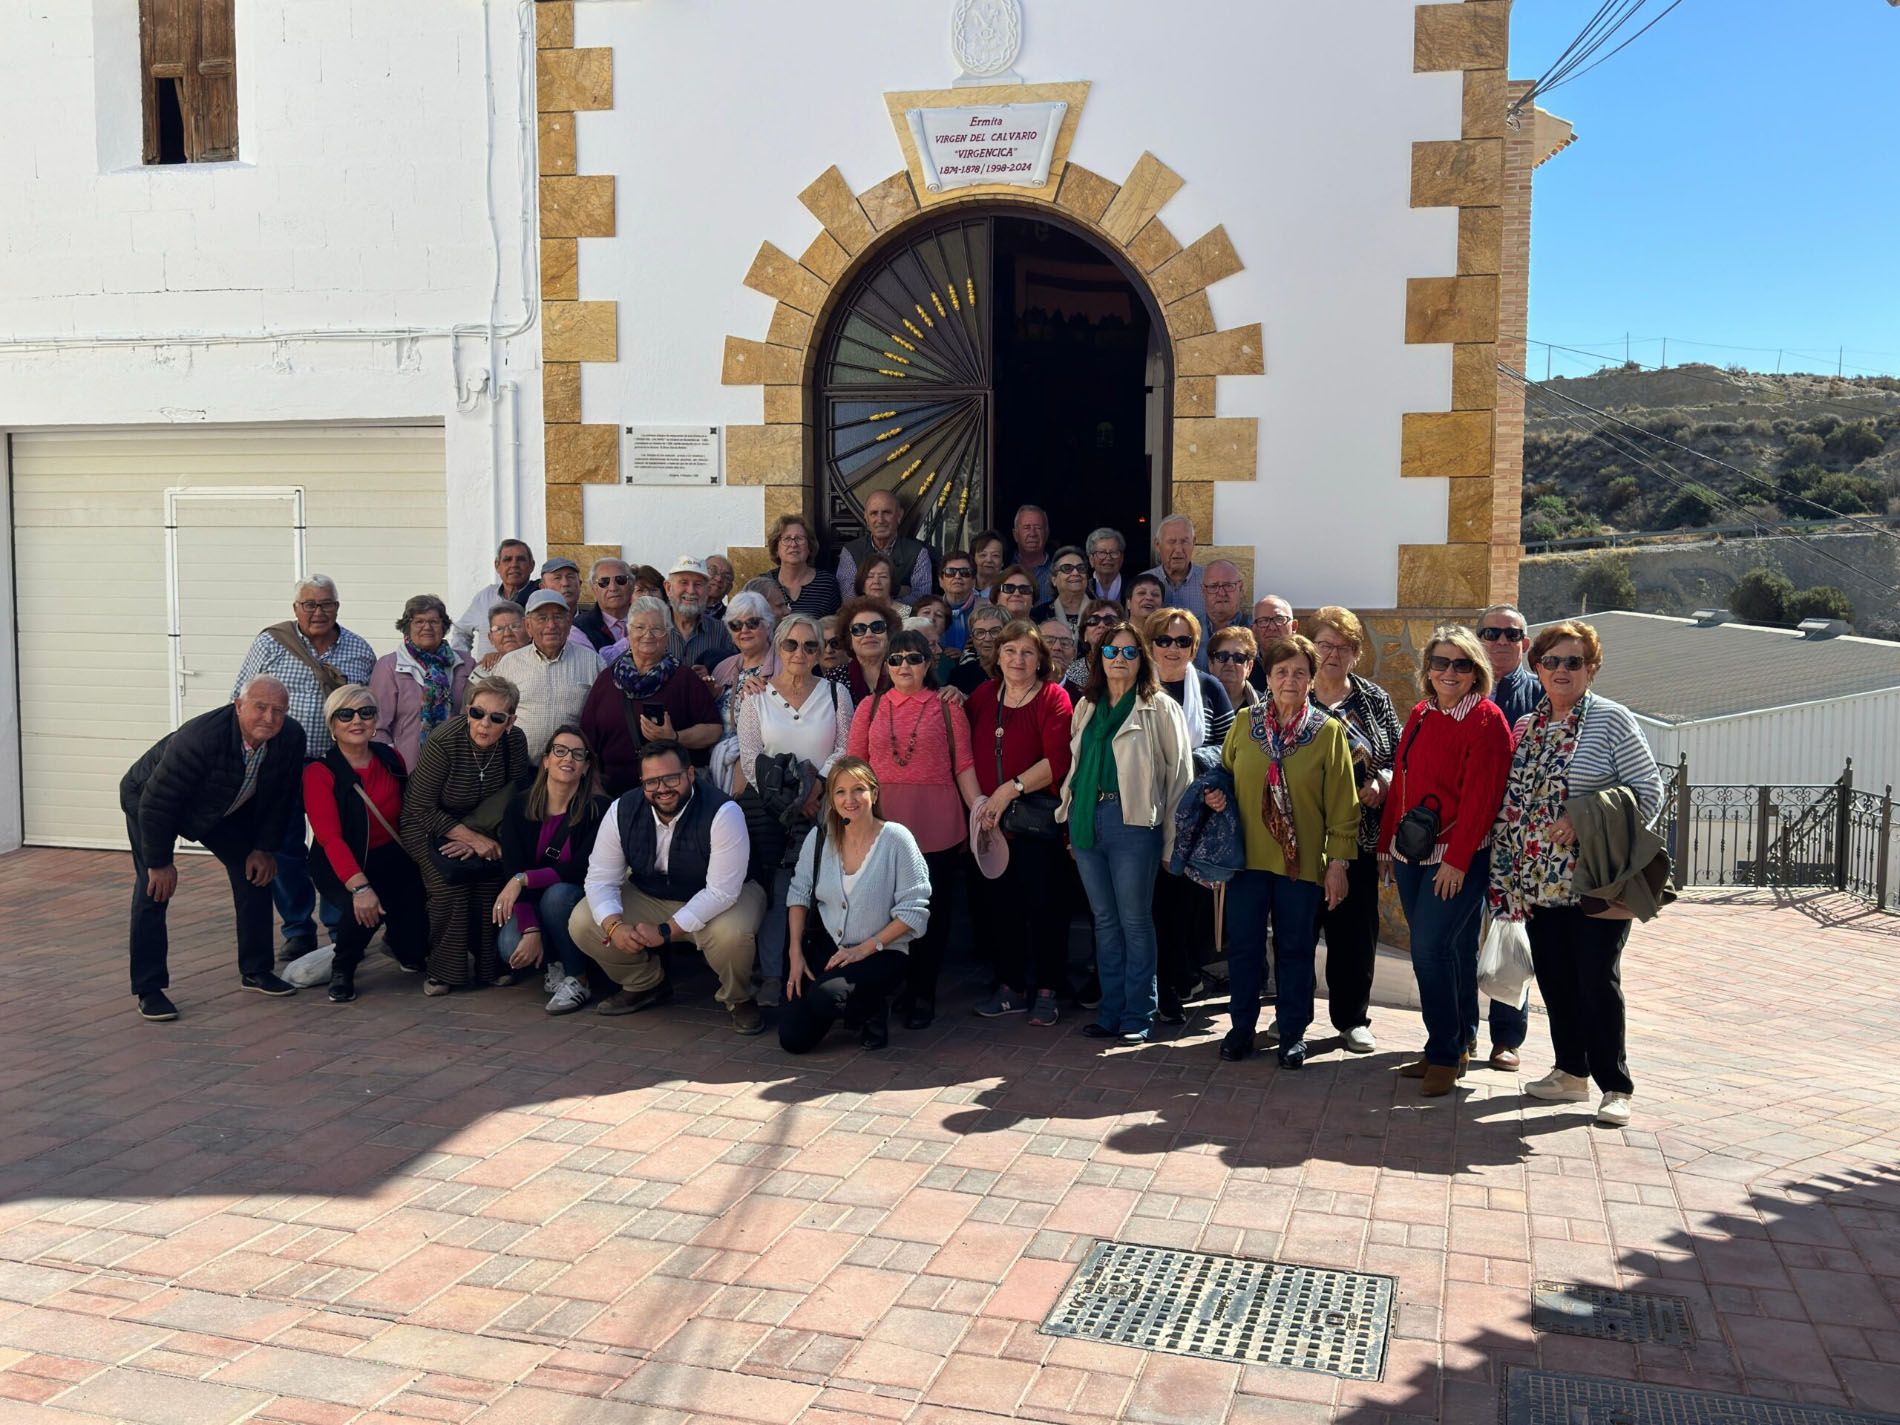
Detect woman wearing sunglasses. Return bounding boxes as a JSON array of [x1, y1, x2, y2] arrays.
[[400, 679, 533, 996], [304, 684, 430, 1002], [1376, 627, 1513, 1096], [709, 591, 781, 734], [734, 612, 853, 1005], [1032, 546, 1093, 641], [1059, 599, 1125, 702], [847, 629, 981, 1028], [993, 565, 1040, 627], [1058, 623, 1192, 1043], [1491, 621, 1661, 1128], [837, 595, 901, 702], [1206, 626, 1261, 711], [492, 726, 611, 1015]]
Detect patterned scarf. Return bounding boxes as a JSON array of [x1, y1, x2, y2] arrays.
[[1253, 700, 1328, 878], [406, 639, 459, 740], [1488, 693, 1589, 920], [610, 651, 679, 699]]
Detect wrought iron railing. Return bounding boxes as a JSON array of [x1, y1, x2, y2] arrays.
[[1658, 757, 1894, 910]]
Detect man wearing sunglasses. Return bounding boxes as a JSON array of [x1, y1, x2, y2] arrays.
[[575, 557, 637, 652], [836, 489, 933, 602], [1478, 604, 1540, 727], [453, 538, 539, 659]]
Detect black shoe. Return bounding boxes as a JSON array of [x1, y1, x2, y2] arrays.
[[137, 991, 178, 1021], [1180, 977, 1207, 1003], [242, 972, 297, 996], [1081, 1022, 1115, 1039], [903, 997, 935, 1031], [1277, 1042, 1308, 1071], [1076, 973, 1103, 1010], [278, 935, 315, 968], [860, 1009, 890, 1051], [1218, 1030, 1251, 1062], [327, 971, 357, 1004], [1157, 996, 1186, 1026], [596, 981, 673, 1016]]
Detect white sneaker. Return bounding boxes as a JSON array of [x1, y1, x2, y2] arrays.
[[542, 962, 563, 996], [545, 975, 591, 1016], [1524, 1069, 1591, 1102], [1345, 1026, 1377, 1054], [1596, 1092, 1633, 1127]]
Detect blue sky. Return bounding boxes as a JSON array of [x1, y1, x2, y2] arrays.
[[1512, 1, 1900, 379]]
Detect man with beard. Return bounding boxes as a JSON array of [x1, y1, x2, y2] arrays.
[[663, 556, 736, 669]]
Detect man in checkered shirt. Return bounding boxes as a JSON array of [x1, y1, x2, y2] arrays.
[[230, 575, 376, 961]]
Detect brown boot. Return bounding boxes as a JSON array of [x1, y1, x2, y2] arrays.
[[1399, 1059, 1428, 1079], [1421, 1064, 1460, 1097]]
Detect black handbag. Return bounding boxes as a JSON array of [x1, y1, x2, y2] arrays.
[[1391, 718, 1446, 862], [992, 698, 1062, 841]]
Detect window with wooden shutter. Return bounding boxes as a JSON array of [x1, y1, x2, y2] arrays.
[[140, 0, 238, 164]]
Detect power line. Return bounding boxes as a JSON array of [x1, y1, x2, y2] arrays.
[[1510, 0, 1687, 118], [1526, 340, 1900, 424]]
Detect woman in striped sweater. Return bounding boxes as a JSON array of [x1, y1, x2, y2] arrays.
[[1490, 620, 1661, 1128]]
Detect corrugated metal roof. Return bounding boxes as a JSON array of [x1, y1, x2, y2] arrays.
[[1528, 611, 1900, 724]]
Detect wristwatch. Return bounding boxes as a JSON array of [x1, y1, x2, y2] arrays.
[[658, 922, 673, 942], [1011, 776, 1026, 796]]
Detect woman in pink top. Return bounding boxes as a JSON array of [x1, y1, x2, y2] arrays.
[[848, 629, 981, 1029]]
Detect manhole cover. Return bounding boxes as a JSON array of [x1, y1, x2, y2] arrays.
[[1039, 1240, 1394, 1380], [1531, 1281, 1695, 1346], [1504, 1367, 1900, 1425]]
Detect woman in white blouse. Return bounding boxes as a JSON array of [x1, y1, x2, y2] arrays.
[[735, 612, 853, 1006]]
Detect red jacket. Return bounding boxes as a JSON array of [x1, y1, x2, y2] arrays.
[[1376, 693, 1512, 872]]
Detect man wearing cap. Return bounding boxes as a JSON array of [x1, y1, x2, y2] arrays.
[[496, 590, 602, 757], [836, 489, 932, 602], [664, 557, 735, 670], [533, 556, 601, 655], [453, 539, 540, 658]]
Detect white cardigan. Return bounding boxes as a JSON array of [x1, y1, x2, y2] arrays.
[[1055, 690, 1195, 858]]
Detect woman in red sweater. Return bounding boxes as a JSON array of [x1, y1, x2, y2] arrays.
[[965, 620, 1074, 1027], [304, 684, 429, 1002], [1377, 627, 1513, 1095]]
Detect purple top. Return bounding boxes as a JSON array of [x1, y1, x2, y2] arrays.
[[514, 816, 576, 932]]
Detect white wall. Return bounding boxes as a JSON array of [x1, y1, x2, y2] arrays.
[[0, 0, 544, 603], [574, 0, 1462, 607], [1639, 689, 1900, 794], [0, 437, 20, 854]]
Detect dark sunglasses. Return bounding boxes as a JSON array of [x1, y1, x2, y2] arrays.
[[1100, 645, 1141, 662], [1428, 656, 1477, 675], [941, 566, 974, 579], [824, 638, 844, 652], [595, 574, 631, 587], [728, 617, 765, 632], [849, 620, 887, 637], [331, 706, 377, 723], [999, 583, 1035, 597], [1053, 563, 1085, 576], [1478, 626, 1525, 643], [548, 744, 590, 762], [781, 638, 821, 655], [468, 709, 512, 726], [1083, 613, 1118, 628], [1152, 634, 1195, 650], [1209, 650, 1251, 666], [1538, 654, 1588, 672], [885, 652, 928, 667]]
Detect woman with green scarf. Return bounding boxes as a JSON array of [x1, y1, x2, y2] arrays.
[[1056, 622, 1194, 1043]]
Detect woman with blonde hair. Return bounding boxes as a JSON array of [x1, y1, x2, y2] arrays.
[[1378, 626, 1513, 1095], [782, 757, 931, 1053]]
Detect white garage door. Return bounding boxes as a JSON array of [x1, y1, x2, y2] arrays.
[[11, 426, 448, 848]]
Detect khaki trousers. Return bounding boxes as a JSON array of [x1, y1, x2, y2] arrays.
[[569, 884, 766, 1007]]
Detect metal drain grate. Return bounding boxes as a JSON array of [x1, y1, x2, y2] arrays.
[[1039, 1240, 1394, 1380], [1531, 1281, 1696, 1346], [1504, 1367, 1900, 1425]]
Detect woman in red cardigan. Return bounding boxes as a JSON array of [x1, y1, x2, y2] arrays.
[[965, 619, 1074, 1027], [1378, 627, 1513, 1096]]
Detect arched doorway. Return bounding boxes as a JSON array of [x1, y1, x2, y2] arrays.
[[814, 208, 1168, 558]]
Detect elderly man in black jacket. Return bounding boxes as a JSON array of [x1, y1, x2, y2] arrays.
[[119, 676, 307, 1020]]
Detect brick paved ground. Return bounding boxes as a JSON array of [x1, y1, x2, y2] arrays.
[[2, 846, 1898, 1424]]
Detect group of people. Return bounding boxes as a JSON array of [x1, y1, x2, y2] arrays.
[[120, 507, 1663, 1126]]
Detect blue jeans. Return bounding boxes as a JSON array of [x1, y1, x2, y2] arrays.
[[756, 866, 794, 987], [1225, 868, 1323, 1051], [497, 881, 590, 980], [1395, 849, 1515, 1065], [1072, 797, 1163, 1034], [273, 809, 343, 945]]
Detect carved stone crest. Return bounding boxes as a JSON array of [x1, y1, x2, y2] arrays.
[[951, 0, 1024, 85]]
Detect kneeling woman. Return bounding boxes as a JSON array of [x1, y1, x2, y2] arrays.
[[305, 683, 429, 1001], [781, 758, 932, 1053]]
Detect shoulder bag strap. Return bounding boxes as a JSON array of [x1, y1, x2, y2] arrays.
[[354, 784, 401, 842], [267, 622, 345, 694]]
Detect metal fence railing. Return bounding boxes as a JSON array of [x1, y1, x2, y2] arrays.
[[1657, 757, 1893, 910]]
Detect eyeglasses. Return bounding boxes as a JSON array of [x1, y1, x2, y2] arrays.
[[1152, 634, 1195, 650], [1053, 563, 1085, 576], [595, 575, 631, 588], [1254, 615, 1292, 629], [548, 744, 590, 762], [296, 600, 339, 614], [781, 638, 821, 655], [885, 652, 928, 667], [1538, 654, 1588, 672], [468, 708, 512, 725], [1000, 583, 1035, 597], [1204, 580, 1242, 594], [408, 617, 445, 631], [1100, 645, 1141, 662], [1209, 650, 1250, 666], [1479, 626, 1526, 643], [1315, 641, 1354, 657], [728, 617, 765, 632], [331, 706, 377, 722], [1083, 613, 1118, 628], [849, 620, 887, 637], [640, 770, 687, 792], [941, 566, 974, 579], [1428, 656, 1477, 675]]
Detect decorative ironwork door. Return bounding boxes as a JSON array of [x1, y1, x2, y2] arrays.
[[818, 215, 992, 553]]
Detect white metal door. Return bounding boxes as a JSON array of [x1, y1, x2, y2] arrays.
[[168, 489, 305, 724]]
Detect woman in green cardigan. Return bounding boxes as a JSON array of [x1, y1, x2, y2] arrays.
[[1203, 634, 1360, 1068]]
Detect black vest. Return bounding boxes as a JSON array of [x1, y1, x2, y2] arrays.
[[316, 742, 408, 874], [845, 533, 928, 595], [616, 782, 730, 904]]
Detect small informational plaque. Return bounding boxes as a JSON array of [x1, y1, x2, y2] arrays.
[[904, 101, 1067, 192], [621, 426, 721, 486]]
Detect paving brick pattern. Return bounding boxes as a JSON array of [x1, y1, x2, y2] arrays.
[[3, 848, 1899, 1423]]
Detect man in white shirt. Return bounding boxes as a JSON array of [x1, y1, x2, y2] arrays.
[[453, 539, 539, 658], [570, 742, 766, 1033], [495, 591, 600, 757]]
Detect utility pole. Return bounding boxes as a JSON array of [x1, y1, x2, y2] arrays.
[[1661, 337, 1668, 369], [1839, 347, 1845, 378], [1546, 345, 1552, 379], [1625, 332, 1630, 365]]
